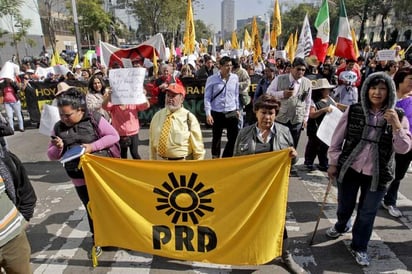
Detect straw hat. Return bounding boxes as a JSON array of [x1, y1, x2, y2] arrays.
[[55, 82, 73, 96], [311, 78, 335, 90], [304, 55, 320, 67]]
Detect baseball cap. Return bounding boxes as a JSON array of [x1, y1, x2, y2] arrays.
[[165, 83, 186, 96]]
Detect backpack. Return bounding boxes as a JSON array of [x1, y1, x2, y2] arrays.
[[3, 150, 37, 221]]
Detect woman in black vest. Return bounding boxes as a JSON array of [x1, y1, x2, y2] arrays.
[[47, 88, 120, 258], [326, 72, 412, 267]]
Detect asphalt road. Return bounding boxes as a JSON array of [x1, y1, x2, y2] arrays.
[[5, 120, 412, 274]]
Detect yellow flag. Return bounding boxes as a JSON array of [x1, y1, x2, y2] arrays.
[[83, 55, 90, 69], [50, 49, 61, 66], [251, 16, 262, 64], [169, 41, 175, 63], [351, 28, 359, 58], [326, 43, 335, 58], [285, 33, 294, 61], [389, 43, 398, 50], [72, 53, 79, 68], [270, 0, 281, 49], [244, 29, 252, 51], [153, 47, 158, 78], [81, 150, 291, 265], [292, 29, 298, 60], [231, 31, 239, 49], [183, 0, 196, 55]]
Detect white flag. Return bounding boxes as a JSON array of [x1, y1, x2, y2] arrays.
[[295, 14, 313, 59]]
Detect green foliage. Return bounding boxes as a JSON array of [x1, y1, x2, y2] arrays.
[[128, 0, 187, 37], [74, 0, 112, 34], [195, 19, 211, 40]]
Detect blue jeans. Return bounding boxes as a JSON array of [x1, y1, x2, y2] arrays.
[[4, 101, 24, 131], [384, 150, 412, 206], [335, 168, 386, 252]]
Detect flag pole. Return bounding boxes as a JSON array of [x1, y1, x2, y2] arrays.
[[309, 177, 334, 245]]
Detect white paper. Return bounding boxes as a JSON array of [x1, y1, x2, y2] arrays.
[[377, 50, 396, 61], [316, 105, 343, 146], [39, 104, 61, 136], [108, 68, 147, 105], [36, 66, 55, 79], [121, 58, 133, 68], [0, 61, 20, 80]]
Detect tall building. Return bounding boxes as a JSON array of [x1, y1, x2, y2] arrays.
[[221, 0, 235, 40]]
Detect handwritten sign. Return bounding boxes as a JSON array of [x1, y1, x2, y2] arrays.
[[275, 50, 286, 60], [377, 50, 396, 61], [109, 68, 147, 105], [316, 105, 343, 146]]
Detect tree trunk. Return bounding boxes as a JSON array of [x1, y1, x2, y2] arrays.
[[358, 3, 369, 48], [380, 15, 386, 48]]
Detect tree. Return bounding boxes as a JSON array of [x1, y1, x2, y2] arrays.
[[195, 19, 211, 41], [369, 0, 394, 47], [66, 0, 112, 44], [0, 0, 33, 65], [128, 0, 201, 44], [278, 3, 320, 49]]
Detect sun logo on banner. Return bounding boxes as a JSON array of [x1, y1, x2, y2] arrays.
[[153, 172, 215, 224]]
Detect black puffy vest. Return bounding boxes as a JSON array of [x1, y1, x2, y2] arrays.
[[337, 104, 395, 190]]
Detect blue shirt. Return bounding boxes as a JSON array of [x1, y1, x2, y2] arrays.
[[204, 72, 239, 116]]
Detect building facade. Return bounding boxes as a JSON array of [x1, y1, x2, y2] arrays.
[[221, 0, 235, 40]]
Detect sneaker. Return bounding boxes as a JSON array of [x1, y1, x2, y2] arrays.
[[289, 166, 299, 177], [351, 249, 370, 266], [304, 164, 315, 171], [326, 225, 351, 238], [316, 164, 328, 172], [381, 201, 402, 217]]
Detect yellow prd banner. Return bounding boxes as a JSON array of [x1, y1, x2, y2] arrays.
[[80, 150, 291, 266]]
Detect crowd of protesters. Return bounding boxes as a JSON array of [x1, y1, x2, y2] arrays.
[[0, 42, 411, 271]]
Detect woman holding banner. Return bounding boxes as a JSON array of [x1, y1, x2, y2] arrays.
[[233, 94, 305, 274], [47, 88, 120, 258]]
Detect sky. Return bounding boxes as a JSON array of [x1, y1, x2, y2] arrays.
[[194, 0, 274, 32]]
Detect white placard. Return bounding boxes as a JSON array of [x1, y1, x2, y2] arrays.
[[0, 61, 19, 80], [121, 58, 133, 68], [316, 105, 343, 146], [108, 68, 147, 105], [377, 50, 396, 61], [36, 67, 55, 79], [53, 65, 70, 75], [275, 50, 286, 60]]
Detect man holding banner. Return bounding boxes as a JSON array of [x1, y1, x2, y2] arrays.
[[149, 83, 205, 160]]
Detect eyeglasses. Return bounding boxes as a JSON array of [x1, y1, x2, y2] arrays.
[[59, 112, 76, 119], [295, 68, 306, 72]]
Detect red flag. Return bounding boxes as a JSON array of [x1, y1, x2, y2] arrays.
[[334, 0, 356, 60], [310, 0, 329, 63]]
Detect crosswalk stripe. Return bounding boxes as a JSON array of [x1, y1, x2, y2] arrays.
[[297, 157, 411, 273]]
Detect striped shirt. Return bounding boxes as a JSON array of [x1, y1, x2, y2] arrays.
[[0, 177, 25, 247]]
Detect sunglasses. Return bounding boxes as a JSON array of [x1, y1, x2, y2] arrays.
[[295, 68, 306, 72]]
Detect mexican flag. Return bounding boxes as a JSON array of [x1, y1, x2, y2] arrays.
[[310, 0, 329, 63], [334, 0, 356, 60]]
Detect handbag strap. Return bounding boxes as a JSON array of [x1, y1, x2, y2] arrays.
[[210, 82, 227, 103]]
